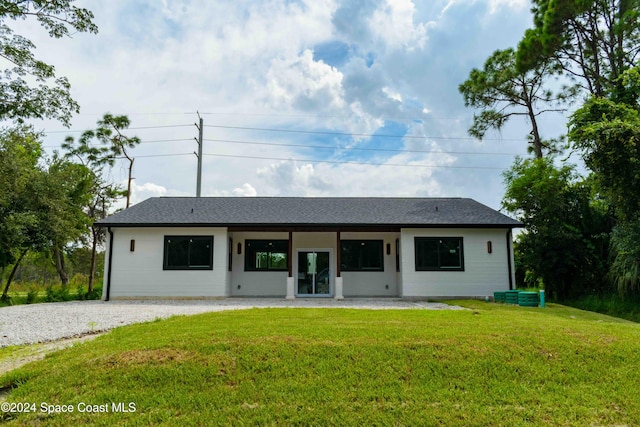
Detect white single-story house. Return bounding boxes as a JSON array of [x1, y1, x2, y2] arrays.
[[97, 197, 521, 300]]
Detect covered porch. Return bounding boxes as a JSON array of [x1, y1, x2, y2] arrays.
[[228, 227, 401, 299]]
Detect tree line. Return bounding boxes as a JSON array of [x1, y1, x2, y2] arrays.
[[0, 1, 140, 301], [460, 0, 640, 300], [3, 0, 640, 304]]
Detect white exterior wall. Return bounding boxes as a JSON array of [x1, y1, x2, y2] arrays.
[[100, 226, 513, 300], [292, 232, 399, 297], [230, 232, 289, 296], [228, 231, 400, 297], [103, 227, 229, 299], [340, 232, 399, 297], [400, 228, 512, 298]]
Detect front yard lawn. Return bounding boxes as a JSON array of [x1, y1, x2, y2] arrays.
[[2, 301, 640, 425]]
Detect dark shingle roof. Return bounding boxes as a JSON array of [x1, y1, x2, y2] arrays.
[[97, 197, 521, 228]]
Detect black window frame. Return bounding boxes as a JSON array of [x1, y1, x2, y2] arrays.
[[414, 237, 464, 271], [163, 235, 214, 270], [244, 239, 289, 271], [340, 240, 384, 272]]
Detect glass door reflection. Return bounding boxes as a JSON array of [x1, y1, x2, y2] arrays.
[[297, 251, 330, 296]]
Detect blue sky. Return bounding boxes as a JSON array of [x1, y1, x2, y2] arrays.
[[14, 0, 571, 210]]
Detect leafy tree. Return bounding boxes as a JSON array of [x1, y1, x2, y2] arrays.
[[0, 126, 47, 299], [41, 155, 94, 286], [7, 250, 58, 286], [65, 113, 141, 207], [2, 247, 105, 290], [511, 1, 640, 300], [0, 0, 98, 126], [62, 113, 139, 292], [569, 67, 640, 295], [82, 181, 122, 293], [516, 0, 640, 97], [0, 127, 39, 267], [568, 96, 640, 221], [502, 157, 610, 299], [608, 219, 640, 296], [460, 48, 575, 158], [97, 114, 140, 208], [1, 127, 95, 297], [66, 246, 104, 286]]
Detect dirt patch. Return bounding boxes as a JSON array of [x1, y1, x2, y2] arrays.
[[112, 348, 196, 365], [0, 334, 104, 376]]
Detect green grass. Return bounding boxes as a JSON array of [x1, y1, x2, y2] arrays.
[[0, 291, 56, 307], [2, 302, 640, 426], [0, 286, 102, 307], [564, 293, 640, 323]]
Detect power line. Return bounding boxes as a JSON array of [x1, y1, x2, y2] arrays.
[[125, 124, 193, 131], [38, 122, 534, 145], [197, 111, 466, 122], [116, 153, 194, 159], [203, 123, 527, 142], [138, 138, 193, 144], [68, 112, 195, 117], [203, 137, 522, 156], [68, 109, 572, 122], [197, 111, 571, 122], [41, 124, 194, 134], [37, 113, 519, 172], [41, 138, 193, 149], [203, 152, 508, 170], [114, 150, 510, 170], [43, 134, 523, 158]]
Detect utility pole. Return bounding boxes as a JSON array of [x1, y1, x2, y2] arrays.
[[195, 112, 203, 197]]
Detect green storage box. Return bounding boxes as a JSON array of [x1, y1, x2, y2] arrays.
[[505, 290, 520, 304], [493, 291, 506, 303], [518, 291, 539, 307]]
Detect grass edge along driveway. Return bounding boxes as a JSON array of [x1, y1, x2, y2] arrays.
[[1, 301, 639, 426]]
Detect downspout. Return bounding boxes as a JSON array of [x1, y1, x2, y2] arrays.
[[288, 231, 293, 278], [336, 231, 341, 279], [506, 229, 513, 290], [106, 227, 114, 301]]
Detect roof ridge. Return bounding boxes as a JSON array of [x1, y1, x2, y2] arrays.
[[156, 196, 468, 200]]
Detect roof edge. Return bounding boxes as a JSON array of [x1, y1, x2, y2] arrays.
[[97, 222, 523, 229]]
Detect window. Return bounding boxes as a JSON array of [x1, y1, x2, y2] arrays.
[[244, 240, 288, 271], [415, 237, 464, 271], [340, 240, 384, 271], [164, 236, 213, 270]]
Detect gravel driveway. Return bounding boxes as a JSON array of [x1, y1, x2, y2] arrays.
[[0, 299, 464, 347]]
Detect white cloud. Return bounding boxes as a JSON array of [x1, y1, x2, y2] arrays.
[[262, 49, 346, 111], [118, 180, 188, 210], [232, 183, 258, 197], [382, 86, 403, 103], [254, 156, 447, 198], [487, 0, 528, 14], [14, 0, 538, 211], [130, 181, 167, 203], [256, 161, 332, 196], [252, 122, 458, 198], [369, 0, 428, 51]]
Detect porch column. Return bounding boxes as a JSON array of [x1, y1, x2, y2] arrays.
[[335, 231, 344, 300], [286, 231, 295, 299]]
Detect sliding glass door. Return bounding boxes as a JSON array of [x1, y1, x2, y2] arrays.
[[297, 250, 331, 296]]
